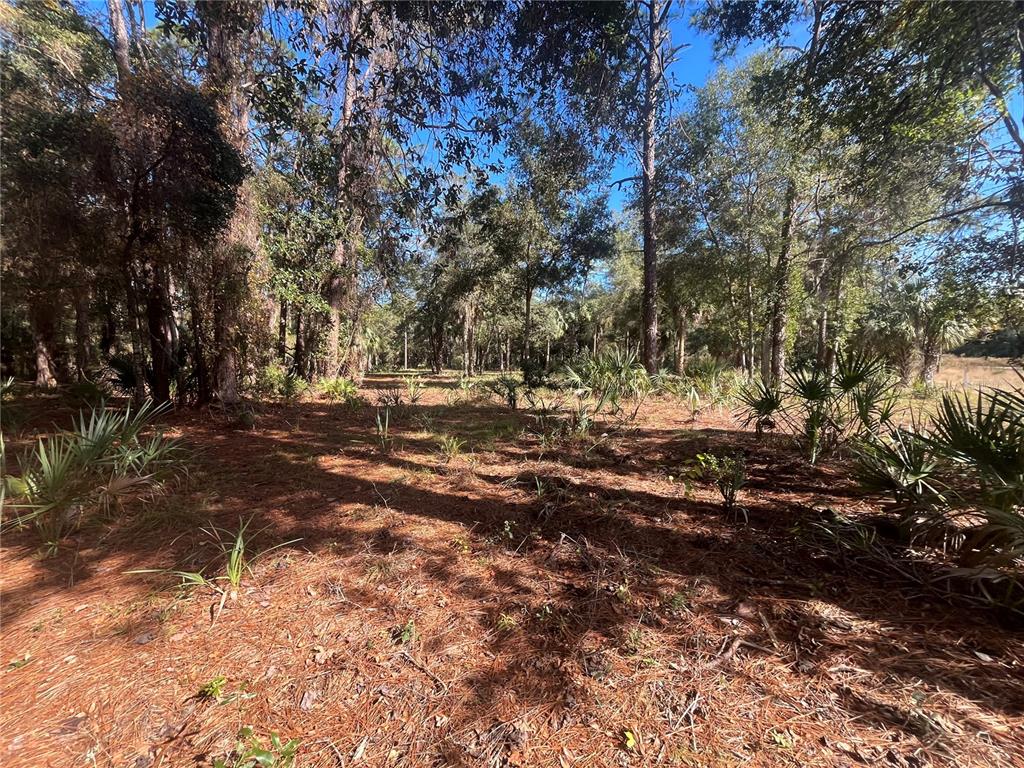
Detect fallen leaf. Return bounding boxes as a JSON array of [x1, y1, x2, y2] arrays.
[[352, 736, 368, 761], [299, 690, 318, 711]]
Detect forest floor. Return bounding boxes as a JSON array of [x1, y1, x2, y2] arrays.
[[2, 372, 1022, 768]]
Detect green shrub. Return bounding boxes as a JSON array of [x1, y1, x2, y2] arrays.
[[739, 351, 894, 463], [319, 377, 361, 405], [213, 726, 299, 768], [855, 373, 1024, 609], [2, 401, 185, 551], [67, 379, 110, 407], [1, 377, 24, 433], [374, 406, 393, 452], [487, 376, 524, 410], [564, 347, 652, 421], [437, 434, 466, 462], [402, 375, 424, 404], [695, 451, 746, 509]]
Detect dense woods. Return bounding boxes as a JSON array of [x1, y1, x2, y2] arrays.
[[3, 1, 1019, 396]]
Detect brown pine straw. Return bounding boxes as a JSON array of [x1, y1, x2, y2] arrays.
[[2, 378, 1022, 767]]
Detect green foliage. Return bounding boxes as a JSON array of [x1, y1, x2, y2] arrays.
[[487, 376, 524, 410], [737, 378, 784, 436], [319, 377, 361, 406], [393, 618, 417, 645], [213, 726, 299, 768], [695, 452, 747, 509], [199, 675, 228, 701], [374, 407, 393, 452], [436, 434, 465, 463], [402, 375, 424, 404], [740, 352, 895, 463], [67, 379, 109, 407], [856, 373, 1024, 607], [255, 365, 307, 401], [0, 377, 24, 433], [2, 401, 184, 550], [376, 387, 404, 409], [564, 346, 652, 421]]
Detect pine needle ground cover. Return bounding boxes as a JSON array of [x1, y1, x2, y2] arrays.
[[1, 375, 1021, 768]]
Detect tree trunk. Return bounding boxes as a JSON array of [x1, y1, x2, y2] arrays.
[[123, 262, 149, 403], [292, 308, 305, 377], [328, 2, 366, 378], [277, 300, 288, 363], [203, 1, 261, 405], [640, 0, 663, 374], [920, 340, 941, 385], [466, 306, 476, 376], [30, 305, 58, 388], [106, 0, 131, 81], [73, 283, 92, 379], [815, 305, 828, 369], [673, 313, 686, 375], [523, 285, 533, 365], [462, 306, 471, 376], [403, 327, 409, 370], [768, 179, 797, 382], [190, 294, 212, 405], [145, 264, 175, 404], [100, 289, 118, 359]]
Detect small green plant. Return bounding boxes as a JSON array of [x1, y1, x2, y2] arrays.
[[403, 375, 424, 404], [740, 352, 895, 462], [374, 407, 393, 452], [199, 675, 228, 701], [213, 726, 299, 768], [393, 618, 417, 645], [0, 377, 23, 433], [130, 517, 299, 620], [319, 377, 361, 406], [487, 376, 523, 410], [654, 372, 702, 412], [280, 372, 307, 401], [738, 378, 784, 437], [855, 373, 1024, 609], [564, 346, 652, 421], [377, 387, 404, 408], [495, 612, 518, 632], [436, 434, 465, 463], [3, 401, 185, 551], [256, 364, 306, 401], [695, 452, 747, 509]]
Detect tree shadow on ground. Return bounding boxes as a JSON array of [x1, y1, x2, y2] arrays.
[[2, 396, 1022, 764]]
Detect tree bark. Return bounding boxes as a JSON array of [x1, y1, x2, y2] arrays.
[[203, 1, 261, 405], [189, 292, 212, 405], [640, 0, 663, 374], [30, 305, 58, 388], [277, 300, 288, 363], [145, 264, 175, 404], [523, 284, 533, 366], [106, 0, 131, 81], [73, 283, 92, 379], [920, 338, 941, 385], [673, 312, 686, 375], [328, 1, 371, 380], [768, 179, 797, 382], [292, 308, 305, 377]]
